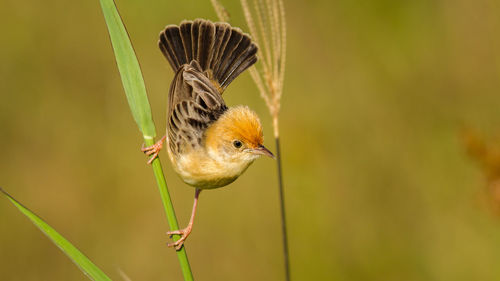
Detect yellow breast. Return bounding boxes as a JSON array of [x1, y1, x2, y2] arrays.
[[167, 138, 253, 189]]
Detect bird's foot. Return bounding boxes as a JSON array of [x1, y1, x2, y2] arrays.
[[166, 226, 193, 251], [141, 136, 166, 164]]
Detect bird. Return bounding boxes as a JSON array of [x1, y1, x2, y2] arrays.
[[142, 19, 274, 250]]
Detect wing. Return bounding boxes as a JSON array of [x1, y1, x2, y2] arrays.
[[168, 61, 227, 155]]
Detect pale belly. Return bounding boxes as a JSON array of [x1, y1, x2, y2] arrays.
[[167, 145, 254, 189]]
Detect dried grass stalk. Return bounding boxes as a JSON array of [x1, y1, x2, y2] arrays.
[[240, 0, 286, 137], [210, 1, 290, 280]]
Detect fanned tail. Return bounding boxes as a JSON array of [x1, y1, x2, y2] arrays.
[[159, 19, 258, 92]]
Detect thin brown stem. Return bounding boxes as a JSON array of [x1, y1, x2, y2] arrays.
[[275, 136, 289, 281], [209, 0, 289, 279]]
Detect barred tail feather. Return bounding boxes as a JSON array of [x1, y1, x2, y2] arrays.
[[159, 19, 258, 91]]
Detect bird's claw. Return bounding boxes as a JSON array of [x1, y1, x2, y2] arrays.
[[166, 227, 192, 251], [141, 136, 166, 164]]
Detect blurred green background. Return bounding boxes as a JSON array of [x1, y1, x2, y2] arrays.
[[1, 0, 500, 280]]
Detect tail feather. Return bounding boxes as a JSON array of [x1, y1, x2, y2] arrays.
[[219, 34, 256, 87], [179, 21, 193, 62], [159, 19, 258, 92], [159, 26, 184, 70], [196, 20, 215, 71]]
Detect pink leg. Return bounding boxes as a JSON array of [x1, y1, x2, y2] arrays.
[[167, 189, 202, 250], [141, 136, 166, 164]]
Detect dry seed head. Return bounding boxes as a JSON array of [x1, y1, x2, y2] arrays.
[[211, 0, 286, 137]]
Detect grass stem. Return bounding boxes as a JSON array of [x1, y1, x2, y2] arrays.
[[145, 139, 194, 281], [99, 0, 194, 278], [275, 136, 290, 281], [210, 0, 290, 279]]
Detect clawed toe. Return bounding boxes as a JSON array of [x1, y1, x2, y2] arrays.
[[166, 230, 183, 238], [167, 237, 186, 250], [141, 136, 166, 164], [166, 227, 192, 251]]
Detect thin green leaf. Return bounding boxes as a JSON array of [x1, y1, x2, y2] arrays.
[[99, 0, 194, 280], [100, 0, 155, 139], [0, 187, 111, 281]]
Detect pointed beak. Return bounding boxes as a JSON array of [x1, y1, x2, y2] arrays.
[[251, 145, 275, 159]]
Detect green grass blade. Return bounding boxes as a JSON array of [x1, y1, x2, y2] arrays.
[[99, 0, 155, 138], [99, 0, 194, 280], [0, 187, 111, 281]]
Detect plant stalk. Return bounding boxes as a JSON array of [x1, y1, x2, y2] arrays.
[[99, 0, 194, 277], [144, 138, 194, 281], [275, 136, 290, 281]]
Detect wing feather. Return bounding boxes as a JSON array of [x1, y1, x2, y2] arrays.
[[168, 61, 227, 154]]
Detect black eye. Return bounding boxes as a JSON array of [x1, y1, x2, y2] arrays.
[[233, 140, 242, 148]]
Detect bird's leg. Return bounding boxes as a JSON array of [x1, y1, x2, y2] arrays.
[[167, 189, 202, 250], [141, 136, 166, 164]]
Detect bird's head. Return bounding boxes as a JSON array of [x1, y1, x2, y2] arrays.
[[205, 106, 274, 163]]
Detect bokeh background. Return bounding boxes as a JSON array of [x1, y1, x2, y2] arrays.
[[2, 0, 500, 280]]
